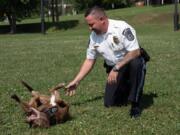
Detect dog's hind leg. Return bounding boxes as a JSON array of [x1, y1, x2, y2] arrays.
[[21, 80, 34, 92], [21, 80, 42, 99], [28, 97, 40, 109]]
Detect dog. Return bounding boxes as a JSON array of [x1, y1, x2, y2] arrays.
[[11, 81, 70, 128]]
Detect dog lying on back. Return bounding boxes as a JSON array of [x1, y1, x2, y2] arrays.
[[11, 81, 70, 128]]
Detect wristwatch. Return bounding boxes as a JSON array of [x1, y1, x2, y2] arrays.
[[112, 65, 119, 72]]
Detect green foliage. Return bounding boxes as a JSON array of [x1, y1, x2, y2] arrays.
[[0, 4, 180, 135], [102, 0, 133, 7], [73, 0, 132, 11], [0, 0, 39, 21], [20, 0, 29, 4]]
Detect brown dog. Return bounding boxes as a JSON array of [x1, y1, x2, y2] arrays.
[[11, 81, 70, 128]]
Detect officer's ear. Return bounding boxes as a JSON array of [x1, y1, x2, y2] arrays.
[[99, 17, 106, 25], [99, 16, 105, 21]]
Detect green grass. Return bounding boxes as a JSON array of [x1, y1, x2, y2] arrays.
[[0, 4, 180, 135]]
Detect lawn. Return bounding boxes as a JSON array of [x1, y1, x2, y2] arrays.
[[0, 4, 180, 135]]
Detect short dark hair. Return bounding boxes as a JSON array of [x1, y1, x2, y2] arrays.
[[84, 6, 107, 19]]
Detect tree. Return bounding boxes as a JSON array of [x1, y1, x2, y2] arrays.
[[72, 0, 132, 11], [102, 0, 132, 8], [0, 0, 39, 34]]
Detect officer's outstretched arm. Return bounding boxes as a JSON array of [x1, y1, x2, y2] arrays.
[[66, 59, 96, 96]]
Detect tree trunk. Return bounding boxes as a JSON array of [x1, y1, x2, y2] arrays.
[[55, 0, 59, 22], [7, 3, 17, 34], [51, 0, 55, 23], [61, 0, 65, 16], [7, 13, 16, 34]]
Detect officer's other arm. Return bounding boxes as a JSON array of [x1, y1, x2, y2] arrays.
[[116, 49, 140, 70], [108, 49, 140, 84], [66, 59, 96, 96]]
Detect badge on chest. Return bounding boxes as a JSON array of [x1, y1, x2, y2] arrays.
[[110, 35, 123, 51], [113, 36, 120, 44]]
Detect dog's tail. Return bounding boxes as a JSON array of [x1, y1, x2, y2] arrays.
[[21, 80, 34, 92], [11, 94, 21, 103], [11, 94, 32, 113]]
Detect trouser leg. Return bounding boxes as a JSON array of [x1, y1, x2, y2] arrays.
[[128, 57, 146, 104], [104, 57, 146, 107], [104, 65, 129, 107], [128, 57, 146, 117]]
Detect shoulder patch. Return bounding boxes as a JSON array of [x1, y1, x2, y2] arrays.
[[122, 28, 134, 41]]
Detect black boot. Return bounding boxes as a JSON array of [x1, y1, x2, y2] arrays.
[[130, 102, 141, 118]]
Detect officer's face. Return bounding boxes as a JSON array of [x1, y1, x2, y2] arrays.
[[85, 15, 104, 35]]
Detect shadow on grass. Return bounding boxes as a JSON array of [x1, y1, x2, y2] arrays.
[[71, 95, 103, 106], [70, 92, 158, 111], [141, 92, 158, 110], [0, 20, 79, 34]]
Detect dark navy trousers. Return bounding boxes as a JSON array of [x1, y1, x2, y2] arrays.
[[104, 56, 146, 107]]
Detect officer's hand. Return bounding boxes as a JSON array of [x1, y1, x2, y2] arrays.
[[107, 70, 119, 84], [65, 81, 79, 96]]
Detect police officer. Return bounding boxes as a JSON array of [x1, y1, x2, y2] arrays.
[[66, 6, 146, 118]]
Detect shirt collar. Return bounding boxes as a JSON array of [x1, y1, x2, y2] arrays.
[[103, 19, 114, 39], [106, 19, 114, 34]]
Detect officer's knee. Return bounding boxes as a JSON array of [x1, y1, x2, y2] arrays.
[[104, 100, 115, 108]]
